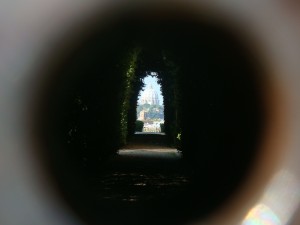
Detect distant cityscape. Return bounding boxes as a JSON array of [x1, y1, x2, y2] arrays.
[[136, 75, 164, 132]]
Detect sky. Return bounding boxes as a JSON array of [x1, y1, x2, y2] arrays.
[[138, 74, 164, 105]]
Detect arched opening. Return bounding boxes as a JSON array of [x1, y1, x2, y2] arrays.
[[33, 4, 267, 225], [136, 73, 164, 133]]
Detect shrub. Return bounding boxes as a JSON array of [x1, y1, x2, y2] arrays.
[[160, 123, 165, 133], [135, 120, 144, 132]]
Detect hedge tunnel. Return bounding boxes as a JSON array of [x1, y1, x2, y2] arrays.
[[34, 5, 267, 225]]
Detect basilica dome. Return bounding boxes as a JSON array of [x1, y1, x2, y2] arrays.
[[140, 84, 160, 105]]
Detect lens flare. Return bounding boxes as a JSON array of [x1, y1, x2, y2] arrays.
[[242, 204, 281, 225]]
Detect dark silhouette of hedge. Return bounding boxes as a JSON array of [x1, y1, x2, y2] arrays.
[[135, 120, 144, 132], [160, 123, 165, 133]]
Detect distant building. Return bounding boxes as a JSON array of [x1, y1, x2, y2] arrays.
[[139, 84, 160, 105], [138, 110, 147, 121]]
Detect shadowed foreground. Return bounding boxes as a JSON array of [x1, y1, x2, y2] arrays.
[[87, 134, 196, 225]]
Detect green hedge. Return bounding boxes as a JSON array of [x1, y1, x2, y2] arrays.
[[135, 120, 144, 132], [160, 123, 165, 133]]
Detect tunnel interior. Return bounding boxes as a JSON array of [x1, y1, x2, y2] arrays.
[[34, 5, 267, 225]]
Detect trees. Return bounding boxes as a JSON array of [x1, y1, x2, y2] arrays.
[[136, 104, 164, 120]]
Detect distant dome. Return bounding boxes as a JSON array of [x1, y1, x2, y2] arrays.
[[140, 84, 160, 105]]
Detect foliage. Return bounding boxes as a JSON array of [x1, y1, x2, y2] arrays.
[[160, 123, 165, 133], [158, 52, 181, 146], [119, 48, 141, 145], [137, 104, 164, 120], [135, 120, 144, 132]]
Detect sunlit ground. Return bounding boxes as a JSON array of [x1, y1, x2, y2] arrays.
[[118, 149, 182, 158]]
